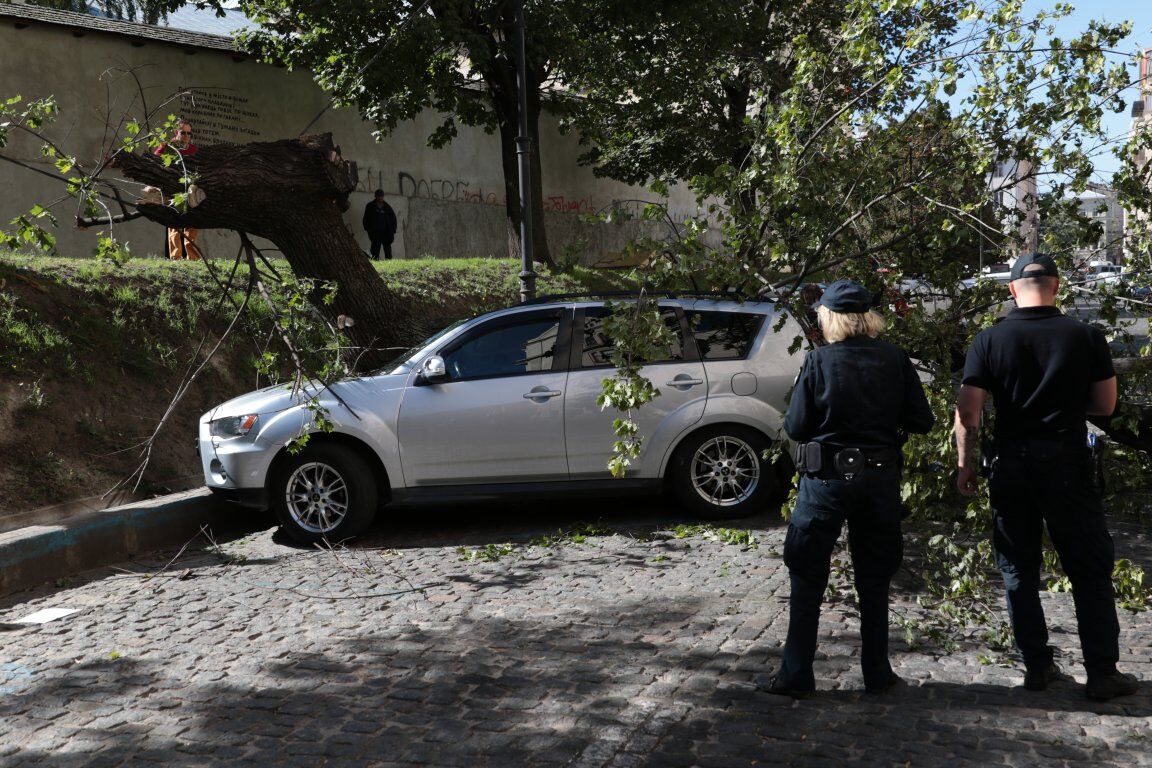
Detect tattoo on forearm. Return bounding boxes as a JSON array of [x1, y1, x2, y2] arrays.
[[958, 424, 979, 468]]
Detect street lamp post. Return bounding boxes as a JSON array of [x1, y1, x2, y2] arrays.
[[514, 0, 537, 302]]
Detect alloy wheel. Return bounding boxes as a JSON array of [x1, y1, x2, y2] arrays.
[[284, 461, 350, 534], [690, 435, 760, 507]]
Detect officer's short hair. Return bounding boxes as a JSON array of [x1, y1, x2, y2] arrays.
[[374, 188, 385, 196], [817, 305, 886, 343]]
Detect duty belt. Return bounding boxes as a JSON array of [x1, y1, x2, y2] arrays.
[[794, 443, 900, 480]]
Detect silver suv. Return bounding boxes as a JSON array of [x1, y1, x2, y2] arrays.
[[198, 295, 806, 544]]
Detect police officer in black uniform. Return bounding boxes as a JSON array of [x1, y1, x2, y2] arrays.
[[955, 253, 1138, 701], [760, 280, 934, 697]]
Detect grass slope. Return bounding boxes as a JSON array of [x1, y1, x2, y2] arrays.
[[0, 255, 626, 523]]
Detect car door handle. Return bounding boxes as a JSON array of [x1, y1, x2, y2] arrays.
[[665, 376, 703, 388], [523, 387, 562, 401]]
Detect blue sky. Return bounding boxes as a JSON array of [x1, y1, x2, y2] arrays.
[[1026, 0, 1152, 177]]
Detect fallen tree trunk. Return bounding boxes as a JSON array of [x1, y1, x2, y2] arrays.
[[118, 133, 399, 370]]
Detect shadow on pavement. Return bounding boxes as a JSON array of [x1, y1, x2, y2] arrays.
[[2, 595, 1147, 767]]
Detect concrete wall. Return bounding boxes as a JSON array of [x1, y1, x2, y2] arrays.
[[0, 18, 713, 264]]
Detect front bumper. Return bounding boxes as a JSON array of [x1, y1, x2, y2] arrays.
[[198, 423, 277, 494], [208, 486, 269, 510]]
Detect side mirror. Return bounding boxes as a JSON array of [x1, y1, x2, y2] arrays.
[[417, 355, 447, 385]]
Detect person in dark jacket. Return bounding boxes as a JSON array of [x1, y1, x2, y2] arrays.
[[955, 253, 1138, 701], [759, 279, 935, 698], [363, 189, 398, 260]]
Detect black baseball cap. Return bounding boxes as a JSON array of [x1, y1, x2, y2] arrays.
[[815, 279, 872, 313], [1010, 253, 1059, 281]]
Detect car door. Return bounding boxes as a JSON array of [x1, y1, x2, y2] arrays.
[[563, 305, 707, 479], [396, 308, 571, 485]]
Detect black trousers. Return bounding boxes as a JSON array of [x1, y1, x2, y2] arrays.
[[369, 238, 393, 260], [777, 466, 905, 690], [989, 439, 1119, 677]]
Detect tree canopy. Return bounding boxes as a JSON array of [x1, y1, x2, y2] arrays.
[[230, 0, 607, 268]]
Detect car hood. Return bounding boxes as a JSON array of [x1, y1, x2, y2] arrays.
[[202, 373, 408, 422]]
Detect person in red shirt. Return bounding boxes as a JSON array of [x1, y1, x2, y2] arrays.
[[154, 121, 202, 261]]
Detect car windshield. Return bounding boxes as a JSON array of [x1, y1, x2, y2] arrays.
[[377, 319, 468, 375]]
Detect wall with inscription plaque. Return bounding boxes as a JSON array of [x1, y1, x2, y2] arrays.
[[0, 8, 717, 264]]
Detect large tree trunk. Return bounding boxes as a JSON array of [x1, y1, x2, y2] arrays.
[[118, 133, 400, 370], [479, 16, 554, 271], [495, 109, 553, 269]]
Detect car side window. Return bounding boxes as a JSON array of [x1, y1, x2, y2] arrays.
[[686, 311, 763, 361], [581, 308, 684, 367], [443, 314, 560, 380]]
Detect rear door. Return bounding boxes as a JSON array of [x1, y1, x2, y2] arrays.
[[563, 305, 707, 478], [397, 308, 572, 485]]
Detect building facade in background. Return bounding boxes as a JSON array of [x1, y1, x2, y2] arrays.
[[1074, 183, 1126, 264], [0, 4, 710, 263], [1126, 48, 1151, 261], [989, 159, 1039, 258]]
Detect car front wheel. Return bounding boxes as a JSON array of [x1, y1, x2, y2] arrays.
[[272, 443, 378, 545], [670, 425, 778, 520]]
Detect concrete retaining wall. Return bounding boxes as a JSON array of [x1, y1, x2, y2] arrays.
[[0, 13, 716, 264]]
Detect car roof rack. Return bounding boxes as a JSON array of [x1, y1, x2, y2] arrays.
[[520, 290, 757, 306]]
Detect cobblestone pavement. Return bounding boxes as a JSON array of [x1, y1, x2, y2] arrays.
[[1, 500, 1150, 767]]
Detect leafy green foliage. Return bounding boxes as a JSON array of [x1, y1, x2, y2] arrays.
[[0, 292, 70, 372], [93, 235, 132, 266], [27, 0, 170, 24], [529, 522, 612, 549], [1, 88, 202, 263], [456, 542, 518, 563], [230, 0, 600, 264], [1046, 549, 1151, 613], [665, 524, 759, 550], [573, 0, 1152, 647], [901, 531, 1014, 653], [595, 295, 676, 477]]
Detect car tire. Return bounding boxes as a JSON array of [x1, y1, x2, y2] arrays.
[[271, 443, 378, 546], [670, 425, 780, 520]]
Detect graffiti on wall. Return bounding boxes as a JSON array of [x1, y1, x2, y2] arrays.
[[396, 172, 503, 206], [542, 195, 596, 214], [352, 169, 714, 225]]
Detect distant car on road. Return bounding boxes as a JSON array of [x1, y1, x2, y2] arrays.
[[959, 268, 1012, 290], [1085, 262, 1126, 287], [198, 295, 807, 544]]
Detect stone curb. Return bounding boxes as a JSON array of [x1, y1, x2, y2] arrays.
[[0, 488, 238, 597]]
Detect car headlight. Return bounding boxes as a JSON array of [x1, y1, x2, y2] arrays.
[[209, 414, 259, 438]]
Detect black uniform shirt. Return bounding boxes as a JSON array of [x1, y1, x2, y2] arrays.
[[784, 336, 935, 450], [962, 306, 1114, 447]]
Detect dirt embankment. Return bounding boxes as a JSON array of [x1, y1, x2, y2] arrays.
[[0, 256, 616, 529], [0, 261, 260, 528]]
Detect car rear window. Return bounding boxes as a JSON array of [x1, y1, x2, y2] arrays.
[[686, 310, 763, 361]]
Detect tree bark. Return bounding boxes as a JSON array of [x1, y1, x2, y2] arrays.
[[474, 6, 554, 270], [118, 133, 400, 370]]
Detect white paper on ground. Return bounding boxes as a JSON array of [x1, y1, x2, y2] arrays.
[[14, 608, 80, 624]]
